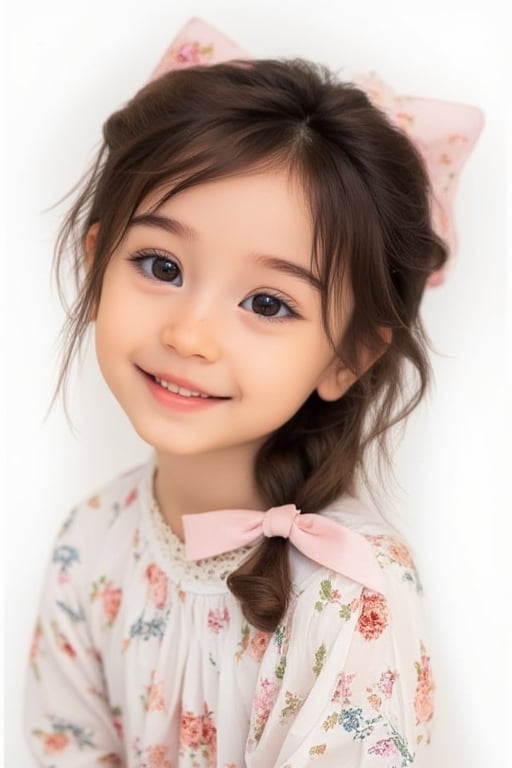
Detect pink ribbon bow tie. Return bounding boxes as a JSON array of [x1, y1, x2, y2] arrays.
[[182, 504, 385, 594]]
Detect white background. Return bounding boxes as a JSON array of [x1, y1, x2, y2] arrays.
[[2, 0, 510, 765]]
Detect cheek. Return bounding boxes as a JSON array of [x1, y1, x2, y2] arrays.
[[95, 274, 141, 345], [94, 303, 121, 359], [93, 288, 136, 379], [94, 317, 118, 387], [244, 347, 322, 413]]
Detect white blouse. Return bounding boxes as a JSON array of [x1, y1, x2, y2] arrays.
[[25, 459, 435, 767]]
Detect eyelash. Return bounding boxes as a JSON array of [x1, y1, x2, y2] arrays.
[[128, 249, 182, 283], [127, 250, 301, 323], [245, 293, 301, 323]]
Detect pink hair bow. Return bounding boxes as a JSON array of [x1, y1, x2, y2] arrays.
[[150, 17, 483, 287], [182, 504, 385, 594]]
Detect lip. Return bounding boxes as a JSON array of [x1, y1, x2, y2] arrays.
[[136, 366, 230, 406], [137, 366, 219, 397]]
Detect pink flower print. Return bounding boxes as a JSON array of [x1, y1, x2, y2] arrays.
[[146, 743, 172, 768], [143, 673, 168, 713], [175, 41, 214, 66], [180, 711, 202, 750], [179, 704, 217, 763], [254, 678, 279, 712], [91, 576, 122, 626], [124, 487, 138, 506], [387, 541, 413, 568], [378, 669, 398, 698], [331, 672, 355, 705], [207, 606, 230, 634], [30, 634, 39, 661], [177, 42, 202, 64], [147, 683, 166, 712], [248, 631, 271, 661], [153, 41, 214, 78], [415, 684, 434, 724], [251, 677, 279, 743], [201, 710, 217, 756], [367, 692, 382, 711], [369, 738, 398, 756], [103, 585, 122, 622], [59, 634, 77, 658], [145, 563, 169, 609], [357, 591, 389, 641], [43, 731, 70, 754], [89, 647, 103, 665], [50, 621, 77, 659], [111, 707, 123, 739], [414, 644, 435, 724]]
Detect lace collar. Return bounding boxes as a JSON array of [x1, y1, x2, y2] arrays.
[[143, 463, 258, 587]]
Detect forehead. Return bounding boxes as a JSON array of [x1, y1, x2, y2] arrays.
[[130, 169, 315, 263], [138, 168, 310, 223]]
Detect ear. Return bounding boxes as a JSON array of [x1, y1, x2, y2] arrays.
[[316, 327, 393, 402], [83, 223, 100, 321], [84, 223, 100, 273]]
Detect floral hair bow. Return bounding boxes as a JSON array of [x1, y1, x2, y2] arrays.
[[150, 16, 484, 287]]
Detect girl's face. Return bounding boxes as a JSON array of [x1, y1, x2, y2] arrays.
[[91, 169, 356, 459]]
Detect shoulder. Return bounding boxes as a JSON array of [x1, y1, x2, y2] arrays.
[[279, 498, 434, 753], [290, 494, 423, 597], [284, 500, 430, 681], [53, 460, 153, 565], [325, 494, 424, 595], [37, 460, 155, 625]]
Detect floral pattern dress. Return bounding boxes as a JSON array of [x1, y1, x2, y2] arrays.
[[25, 459, 435, 767]]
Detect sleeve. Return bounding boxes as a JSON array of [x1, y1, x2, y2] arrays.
[[245, 534, 434, 767], [24, 506, 124, 767]]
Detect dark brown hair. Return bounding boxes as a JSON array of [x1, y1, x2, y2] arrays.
[[54, 58, 448, 631]]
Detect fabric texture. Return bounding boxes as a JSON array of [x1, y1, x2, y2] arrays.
[[149, 16, 483, 288], [25, 459, 435, 767]]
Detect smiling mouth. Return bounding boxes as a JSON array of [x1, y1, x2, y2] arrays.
[[138, 367, 230, 400], [153, 376, 212, 399]]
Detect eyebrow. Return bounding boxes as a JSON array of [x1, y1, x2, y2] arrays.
[[128, 212, 322, 290], [252, 255, 322, 291], [129, 212, 197, 240]]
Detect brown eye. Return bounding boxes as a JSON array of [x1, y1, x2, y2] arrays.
[[251, 294, 283, 316], [130, 253, 182, 284], [150, 257, 180, 282], [240, 292, 298, 321]]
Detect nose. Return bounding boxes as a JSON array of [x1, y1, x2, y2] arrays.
[[160, 301, 222, 362]]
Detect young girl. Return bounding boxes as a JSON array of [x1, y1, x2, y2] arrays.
[[25, 55, 447, 767]]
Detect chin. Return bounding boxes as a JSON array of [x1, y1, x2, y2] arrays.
[[130, 426, 212, 457]]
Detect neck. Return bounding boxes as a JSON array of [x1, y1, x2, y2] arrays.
[[153, 443, 266, 541]]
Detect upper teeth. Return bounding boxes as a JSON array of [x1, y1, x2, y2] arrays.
[[154, 376, 210, 398]]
